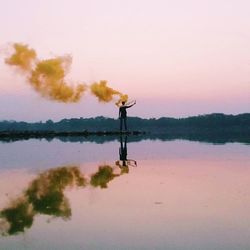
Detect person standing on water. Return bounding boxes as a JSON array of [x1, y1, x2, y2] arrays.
[[119, 100, 136, 132]]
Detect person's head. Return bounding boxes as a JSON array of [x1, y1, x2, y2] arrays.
[[122, 101, 125, 105]]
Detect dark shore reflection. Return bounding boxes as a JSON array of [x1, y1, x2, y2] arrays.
[[1, 132, 249, 145], [0, 137, 137, 236]]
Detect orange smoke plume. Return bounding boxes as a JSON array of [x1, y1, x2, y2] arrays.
[[91, 80, 128, 106], [91, 80, 120, 102], [29, 56, 86, 103], [5, 43, 36, 71], [5, 43, 86, 103], [115, 94, 129, 106], [5, 43, 128, 105]]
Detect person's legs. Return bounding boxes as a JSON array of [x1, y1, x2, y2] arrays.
[[124, 117, 127, 131], [120, 118, 123, 131]]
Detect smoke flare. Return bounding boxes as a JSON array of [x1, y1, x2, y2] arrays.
[[5, 43, 128, 105], [90, 80, 128, 106], [29, 56, 86, 103], [116, 94, 129, 106], [5, 43, 36, 71], [91, 80, 119, 102], [5, 43, 86, 103]]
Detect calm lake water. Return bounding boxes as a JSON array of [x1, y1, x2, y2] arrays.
[[0, 137, 250, 250]]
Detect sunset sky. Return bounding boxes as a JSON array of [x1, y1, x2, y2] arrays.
[[0, 0, 249, 121]]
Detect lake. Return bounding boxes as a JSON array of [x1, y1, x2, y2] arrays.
[[0, 136, 250, 250]]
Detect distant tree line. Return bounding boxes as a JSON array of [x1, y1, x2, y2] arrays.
[[0, 113, 250, 134]]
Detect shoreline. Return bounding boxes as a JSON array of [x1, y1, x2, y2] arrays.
[[0, 130, 249, 145]]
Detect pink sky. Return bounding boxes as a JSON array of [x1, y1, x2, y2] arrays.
[[0, 0, 249, 121]]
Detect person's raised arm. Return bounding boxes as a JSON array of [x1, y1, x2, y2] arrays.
[[126, 100, 136, 108]]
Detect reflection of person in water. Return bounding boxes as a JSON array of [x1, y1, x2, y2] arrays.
[[1, 159, 139, 236], [115, 136, 137, 174], [119, 100, 136, 132]]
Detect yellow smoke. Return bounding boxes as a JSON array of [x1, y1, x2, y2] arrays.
[[91, 80, 128, 106], [5, 43, 36, 71], [116, 94, 129, 106], [5, 43, 128, 105], [91, 80, 119, 102], [30, 56, 86, 103], [5, 43, 86, 103]]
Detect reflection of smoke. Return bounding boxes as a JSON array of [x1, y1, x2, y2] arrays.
[[90, 165, 119, 188], [0, 162, 134, 236], [5, 43, 128, 104], [26, 166, 86, 217], [0, 198, 34, 235], [0, 166, 86, 236]]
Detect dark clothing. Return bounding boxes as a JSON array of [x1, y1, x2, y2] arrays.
[[119, 139, 127, 161], [116, 136, 137, 169], [120, 117, 127, 131], [119, 104, 133, 131], [119, 106, 127, 118], [119, 136, 127, 167]]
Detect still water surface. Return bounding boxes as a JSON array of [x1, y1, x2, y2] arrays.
[[0, 137, 250, 250]]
